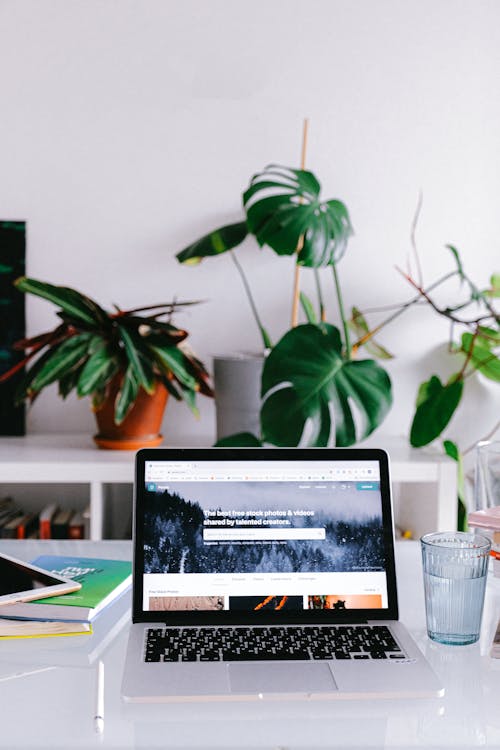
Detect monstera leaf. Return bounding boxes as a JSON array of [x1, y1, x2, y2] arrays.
[[176, 166, 353, 269], [260, 323, 392, 447], [243, 165, 353, 267]]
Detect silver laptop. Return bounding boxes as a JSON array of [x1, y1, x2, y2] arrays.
[[121, 447, 443, 702]]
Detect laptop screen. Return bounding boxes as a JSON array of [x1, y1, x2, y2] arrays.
[[132, 448, 399, 624]]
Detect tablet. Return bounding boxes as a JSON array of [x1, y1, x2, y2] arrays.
[[0, 552, 82, 605]]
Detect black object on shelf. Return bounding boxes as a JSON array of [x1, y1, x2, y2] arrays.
[[0, 221, 26, 435]]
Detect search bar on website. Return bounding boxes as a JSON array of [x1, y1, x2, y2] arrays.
[[203, 528, 326, 542]]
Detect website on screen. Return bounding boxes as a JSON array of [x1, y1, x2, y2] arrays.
[[142, 461, 388, 612]]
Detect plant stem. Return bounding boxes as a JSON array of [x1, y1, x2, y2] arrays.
[[314, 268, 326, 321], [463, 419, 500, 455], [410, 191, 424, 287], [291, 118, 309, 328], [332, 263, 351, 358], [453, 329, 477, 382], [398, 267, 499, 325], [352, 269, 459, 351], [291, 253, 303, 328], [230, 251, 272, 351]]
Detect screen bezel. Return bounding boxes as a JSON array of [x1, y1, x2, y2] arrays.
[[0, 552, 82, 604], [132, 447, 399, 625]]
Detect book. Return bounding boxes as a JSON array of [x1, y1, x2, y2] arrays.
[[0, 619, 91, 640], [68, 511, 85, 539], [51, 509, 74, 539], [39, 503, 59, 539], [0, 556, 132, 622], [468, 507, 500, 577], [0, 496, 14, 512], [0, 590, 129, 668], [82, 504, 91, 539], [0, 506, 22, 533], [1, 513, 26, 538], [15, 513, 38, 539], [468, 506, 500, 530]]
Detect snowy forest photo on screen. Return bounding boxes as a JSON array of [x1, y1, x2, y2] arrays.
[[143, 481, 385, 575]]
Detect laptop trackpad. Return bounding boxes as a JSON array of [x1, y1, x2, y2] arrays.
[[228, 663, 337, 696]]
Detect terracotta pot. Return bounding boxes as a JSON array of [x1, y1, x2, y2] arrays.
[[93, 376, 168, 450]]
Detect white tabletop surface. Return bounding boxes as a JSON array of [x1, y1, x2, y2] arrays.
[[0, 539, 499, 749]]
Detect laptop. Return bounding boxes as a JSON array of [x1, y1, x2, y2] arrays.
[[121, 447, 443, 702]]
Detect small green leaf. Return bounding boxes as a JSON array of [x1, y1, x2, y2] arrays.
[[349, 307, 394, 360], [484, 273, 500, 298], [470, 346, 500, 381], [299, 292, 318, 324], [30, 334, 92, 391], [114, 366, 139, 425], [14, 278, 107, 328], [176, 222, 248, 264], [215, 432, 263, 447], [150, 345, 198, 391], [58, 368, 81, 399], [0, 264, 13, 274], [76, 345, 119, 397], [461, 332, 500, 381], [446, 245, 465, 279], [443, 440, 467, 531], [118, 325, 156, 394], [179, 385, 199, 417], [14, 347, 57, 402], [410, 375, 463, 447], [476, 326, 500, 349], [443, 439, 459, 462]]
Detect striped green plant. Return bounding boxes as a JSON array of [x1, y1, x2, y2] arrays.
[[0, 278, 213, 424]]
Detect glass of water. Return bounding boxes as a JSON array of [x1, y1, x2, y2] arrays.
[[421, 531, 491, 645]]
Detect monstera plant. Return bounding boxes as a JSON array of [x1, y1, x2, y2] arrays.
[[177, 164, 392, 447], [0, 277, 213, 448]]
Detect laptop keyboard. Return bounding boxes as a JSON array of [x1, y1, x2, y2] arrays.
[[144, 624, 405, 662]]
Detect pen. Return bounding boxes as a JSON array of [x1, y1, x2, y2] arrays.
[[94, 660, 104, 734]]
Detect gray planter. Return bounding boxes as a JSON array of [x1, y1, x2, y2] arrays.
[[213, 353, 264, 441]]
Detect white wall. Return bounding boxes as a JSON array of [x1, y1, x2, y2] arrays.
[[0, 0, 498, 452]]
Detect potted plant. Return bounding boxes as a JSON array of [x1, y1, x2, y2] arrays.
[[177, 163, 393, 447], [0, 277, 213, 449]]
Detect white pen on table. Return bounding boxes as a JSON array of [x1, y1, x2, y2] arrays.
[[94, 660, 104, 734]]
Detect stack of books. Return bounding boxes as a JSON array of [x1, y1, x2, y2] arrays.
[[0, 498, 90, 540], [0, 555, 132, 640], [468, 506, 500, 577]]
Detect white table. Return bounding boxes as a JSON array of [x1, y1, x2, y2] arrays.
[[0, 539, 499, 749], [0, 434, 458, 540]]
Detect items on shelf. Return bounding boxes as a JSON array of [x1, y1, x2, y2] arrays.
[[0, 619, 92, 640], [468, 506, 500, 577], [0, 497, 90, 540], [0, 587, 130, 662], [39, 503, 59, 539]]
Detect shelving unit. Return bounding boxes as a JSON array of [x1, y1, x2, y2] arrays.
[[0, 434, 458, 540]]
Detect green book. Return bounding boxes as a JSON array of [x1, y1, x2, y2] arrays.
[[0, 556, 132, 622]]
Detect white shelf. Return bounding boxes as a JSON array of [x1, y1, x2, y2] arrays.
[[0, 433, 458, 540]]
